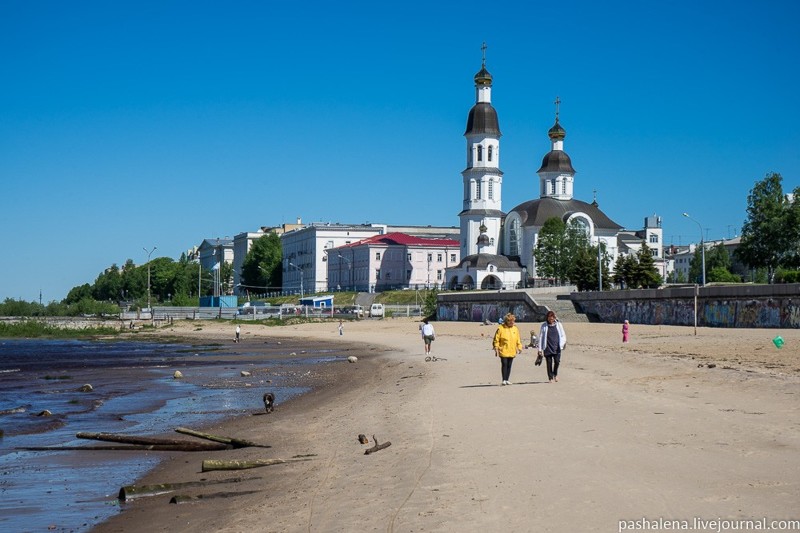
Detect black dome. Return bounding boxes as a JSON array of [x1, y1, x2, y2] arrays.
[[537, 150, 575, 174], [465, 103, 501, 136]]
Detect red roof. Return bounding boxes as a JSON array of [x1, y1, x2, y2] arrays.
[[339, 232, 459, 248]]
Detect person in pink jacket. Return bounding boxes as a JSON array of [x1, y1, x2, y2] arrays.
[[493, 313, 522, 385], [622, 319, 630, 343]]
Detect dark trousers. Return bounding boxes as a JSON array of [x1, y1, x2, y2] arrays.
[[500, 356, 514, 381], [545, 353, 561, 380]]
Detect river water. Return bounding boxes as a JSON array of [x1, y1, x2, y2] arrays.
[[0, 338, 345, 532]]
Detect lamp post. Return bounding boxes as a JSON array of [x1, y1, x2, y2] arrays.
[[682, 213, 705, 286], [597, 239, 604, 291], [288, 262, 303, 298], [338, 253, 352, 291], [143, 246, 157, 311]]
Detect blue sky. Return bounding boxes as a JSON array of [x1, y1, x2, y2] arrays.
[[1, 0, 798, 302]]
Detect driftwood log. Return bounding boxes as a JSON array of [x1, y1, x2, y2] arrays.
[[201, 456, 313, 472], [18, 443, 229, 452], [77, 432, 231, 450], [175, 427, 270, 449], [119, 476, 257, 501], [364, 435, 391, 455]]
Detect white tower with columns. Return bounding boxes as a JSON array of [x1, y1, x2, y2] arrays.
[[459, 43, 504, 258]]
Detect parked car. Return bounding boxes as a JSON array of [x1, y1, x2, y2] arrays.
[[369, 303, 384, 318]]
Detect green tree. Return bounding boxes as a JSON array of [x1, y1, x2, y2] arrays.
[[735, 172, 799, 282], [241, 234, 283, 294], [534, 218, 575, 283], [422, 288, 439, 318], [568, 243, 611, 291], [707, 267, 742, 283], [613, 255, 635, 289], [631, 242, 662, 288]]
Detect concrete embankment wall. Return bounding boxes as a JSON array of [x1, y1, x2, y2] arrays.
[[437, 290, 553, 324], [571, 284, 800, 329]]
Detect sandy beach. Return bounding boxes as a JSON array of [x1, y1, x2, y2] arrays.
[[93, 318, 800, 533]]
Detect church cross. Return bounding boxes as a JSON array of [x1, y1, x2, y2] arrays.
[[554, 96, 561, 120], [481, 42, 487, 67]]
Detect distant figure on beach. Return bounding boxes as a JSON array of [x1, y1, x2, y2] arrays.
[[622, 320, 629, 343], [338, 320, 344, 336], [538, 311, 567, 383], [421, 318, 435, 354], [235, 324, 241, 343], [493, 313, 522, 385]]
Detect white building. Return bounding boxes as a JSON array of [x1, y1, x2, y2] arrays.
[[280, 223, 460, 295], [327, 232, 460, 292], [448, 50, 667, 289]]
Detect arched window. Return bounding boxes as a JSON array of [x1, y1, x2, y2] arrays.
[[488, 145, 493, 162], [509, 218, 520, 256], [477, 145, 483, 162], [488, 180, 494, 200], [475, 180, 481, 200]]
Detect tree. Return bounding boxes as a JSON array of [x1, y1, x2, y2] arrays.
[[534, 217, 590, 284], [735, 172, 799, 282], [241, 234, 283, 295], [534, 218, 567, 283], [568, 244, 611, 291], [631, 242, 662, 288], [613, 255, 635, 289], [422, 288, 439, 318]]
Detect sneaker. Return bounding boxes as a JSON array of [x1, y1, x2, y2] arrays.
[[506, 381, 513, 385], [501, 380, 507, 386]]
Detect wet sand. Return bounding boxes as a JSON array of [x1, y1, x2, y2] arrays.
[[93, 319, 800, 533]]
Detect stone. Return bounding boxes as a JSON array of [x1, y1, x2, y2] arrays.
[[347, 356, 358, 363], [240, 371, 251, 377], [173, 370, 184, 379], [78, 384, 93, 392]]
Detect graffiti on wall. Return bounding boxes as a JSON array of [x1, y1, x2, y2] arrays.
[[574, 296, 799, 329], [438, 303, 536, 323]]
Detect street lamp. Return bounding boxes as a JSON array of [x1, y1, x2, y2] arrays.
[[682, 213, 705, 286], [337, 253, 352, 291], [288, 262, 304, 298], [143, 246, 157, 310]]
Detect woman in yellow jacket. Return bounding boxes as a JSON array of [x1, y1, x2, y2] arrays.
[[493, 313, 523, 385]]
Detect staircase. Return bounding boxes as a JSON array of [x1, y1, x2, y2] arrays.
[[527, 292, 590, 323]]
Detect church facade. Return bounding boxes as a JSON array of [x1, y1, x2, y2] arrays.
[[446, 54, 629, 290]]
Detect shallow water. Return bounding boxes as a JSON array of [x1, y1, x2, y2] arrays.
[[0, 338, 345, 532]]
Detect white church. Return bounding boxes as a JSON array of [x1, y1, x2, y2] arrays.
[[446, 51, 660, 290]]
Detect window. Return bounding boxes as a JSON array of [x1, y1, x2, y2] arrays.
[[376, 269, 381, 280], [427, 253, 433, 262], [475, 180, 481, 200], [651, 249, 658, 257], [488, 145, 493, 162], [406, 270, 411, 280], [509, 218, 520, 256], [407, 253, 412, 261], [375, 252, 381, 260], [450, 253, 456, 262], [437, 270, 442, 281], [477, 145, 483, 161], [490, 238, 495, 246], [488, 180, 494, 200], [437, 253, 442, 262], [561, 180, 567, 194], [649, 234, 659, 243]]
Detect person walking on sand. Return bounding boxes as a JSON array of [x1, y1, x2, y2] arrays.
[[622, 319, 629, 343], [338, 320, 344, 336], [538, 311, 566, 382], [421, 318, 435, 354], [235, 324, 241, 343], [493, 313, 522, 385]]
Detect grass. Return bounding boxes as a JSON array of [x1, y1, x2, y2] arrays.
[[0, 320, 120, 339]]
